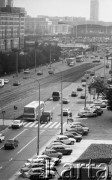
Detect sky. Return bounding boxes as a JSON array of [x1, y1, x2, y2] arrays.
[[14, 0, 112, 22]]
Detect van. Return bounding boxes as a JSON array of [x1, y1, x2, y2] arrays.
[[40, 111, 53, 124], [0, 79, 4, 87], [52, 91, 60, 101]]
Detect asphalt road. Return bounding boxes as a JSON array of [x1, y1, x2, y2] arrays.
[[0, 60, 106, 180]]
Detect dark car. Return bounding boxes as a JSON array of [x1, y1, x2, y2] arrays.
[[37, 70, 43, 75], [13, 80, 21, 86], [64, 132, 82, 142], [77, 86, 83, 91], [71, 91, 77, 97], [52, 145, 72, 155], [4, 139, 19, 149]]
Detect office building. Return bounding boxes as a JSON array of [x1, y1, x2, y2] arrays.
[[90, 0, 99, 21]]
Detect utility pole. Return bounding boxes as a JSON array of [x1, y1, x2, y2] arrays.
[[60, 72, 63, 135], [37, 80, 40, 155]]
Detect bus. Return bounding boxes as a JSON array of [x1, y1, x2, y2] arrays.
[[66, 57, 75, 66], [76, 55, 84, 62], [23, 101, 45, 121]]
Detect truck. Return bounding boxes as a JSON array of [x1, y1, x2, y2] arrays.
[[40, 111, 53, 124], [52, 91, 60, 101], [0, 79, 4, 87]]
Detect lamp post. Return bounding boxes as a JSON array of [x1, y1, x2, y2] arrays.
[[36, 80, 40, 155], [60, 72, 63, 135]]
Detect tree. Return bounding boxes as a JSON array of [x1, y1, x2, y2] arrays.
[[88, 76, 107, 98], [105, 88, 112, 110]]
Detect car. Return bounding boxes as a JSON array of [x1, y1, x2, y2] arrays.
[[27, 155, 61, 166], [81, 82, 86, 87], [13, 80, 21, 86], [48, 68, 54, 75], [71, 91, 78, 97], [106, 64, 109, 68], [37, 70, 43, 75], [42, 149, 63, 159], [4, 79, 9, 84], [66, 124, 89, 135], [56, 135, 76, 145], [69, 62, 75, 67], [80, 93, 87, 99], [63, 132, 82, 142], [69, 122, 89, 131], [78, 110, 97, 118], [4, 139, 19, 149], [89, 105, 103, 116], [63, 108, 72, 116], [51, 145, 72, 155], [93, 100, 107, 108], [62, 97, 70, 104], [77, 86, 83, 91], [81, 78, 86, 82], [0, 133, 5, 142], [90, 71, 95, 76], [11, 120, 23, 128], [84, 73, 89, 79], [24, 69, 30, 74]]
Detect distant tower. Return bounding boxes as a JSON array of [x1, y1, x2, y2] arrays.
[[6, 0, 13, 7], [90, 0, 99, 21]]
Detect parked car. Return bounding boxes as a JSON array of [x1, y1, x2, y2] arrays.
[[80, 93, 87, 99], [78, 110, 97, 118], [37, 70, 43, 75], [77, 86, 83, 91], [63, 108, 72, 116], [81, 82, 86, 87], [11, 120, 23, 128], [66, 124, 89, 135], [48, 68, 54, 75], [13, 80, 21, 86], [89, 105, 103, 116], [42, 149, 62, 159], [4, 139, 19, 149], [51, 145, 72, 155], [69, 122, 89, 132], [106, 64, 109, 68], [90, 71, 95, 76], [81, 78, 86, 82], [63, 132, 82, 142], [27, 155, 61, 166], [71, 91, 78, 97], [93, 100, 107, 108], [0, 133, 5, 142], [65, 130, 83, 137], [56, 135, 76, 145], [62, 97, 70, 104]]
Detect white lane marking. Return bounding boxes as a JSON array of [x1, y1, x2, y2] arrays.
[[54, 123, 60, 128], [23, 122, 27, 126], [49, 122, 58, 128], [44, 122, 52, 128], [24, 122, 32, 127], [13, 129, 27, 139], [35, 124, 38, 128], [29, 122, 37, 127], [17, 130, 45, 154], [40, 124, 46, 128]]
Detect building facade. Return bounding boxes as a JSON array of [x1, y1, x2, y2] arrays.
[[0, 1, 25, 52], [90, 0, 99, 22]]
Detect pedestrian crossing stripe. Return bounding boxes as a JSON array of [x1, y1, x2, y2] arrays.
[[23, 121, 66, 129]]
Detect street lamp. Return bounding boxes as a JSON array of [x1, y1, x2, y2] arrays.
[[60, 72, 63, 135], [36, 79, 40, 155]]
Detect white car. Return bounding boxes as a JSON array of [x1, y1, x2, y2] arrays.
[[4, 79, 9, 84], [93, 100, 107, 108], [63, 108, 72, 116], [24, 69, 30, 74], [0, 134, 5, 142], [56, 135, 76, 145], [11, 120, 23, 128], [62, 97, 70, 104], [78, 110, 97, 118]]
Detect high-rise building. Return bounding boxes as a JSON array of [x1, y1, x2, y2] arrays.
[[0, 0, 13, 7], [90, 0, 99, 21]]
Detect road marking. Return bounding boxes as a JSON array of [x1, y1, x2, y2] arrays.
[[40, 124, 46, 128], [29, 122, 37, 127], [44, 121, 52, 128], [9, 158, 13, 161], [17, 130, 45, 154], [13, 129, 27, 139], [54, 123, 60, 128], [49, 122, 58, 128], [24, 122, 32, 127]]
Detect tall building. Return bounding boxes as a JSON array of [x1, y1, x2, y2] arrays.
[[90, 0, 99, 21], [0, 0, 25, 52]]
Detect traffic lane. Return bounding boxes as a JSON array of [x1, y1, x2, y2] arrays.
[[0, 129, 45, 180]]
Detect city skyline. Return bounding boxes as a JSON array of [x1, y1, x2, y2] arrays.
[[14, 0, 111, 22]]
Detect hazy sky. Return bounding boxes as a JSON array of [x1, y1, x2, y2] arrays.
[[14, 0, 112, 22]]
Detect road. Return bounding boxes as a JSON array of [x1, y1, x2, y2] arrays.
[[0, 60, 106, 180]]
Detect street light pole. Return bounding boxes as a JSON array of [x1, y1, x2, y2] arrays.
[[37, 80, 40, 155], [60, 72, 63, 135], [84, 84, 87, 108]]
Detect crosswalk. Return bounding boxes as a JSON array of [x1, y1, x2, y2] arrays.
[[23, 121, 66, 129]]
